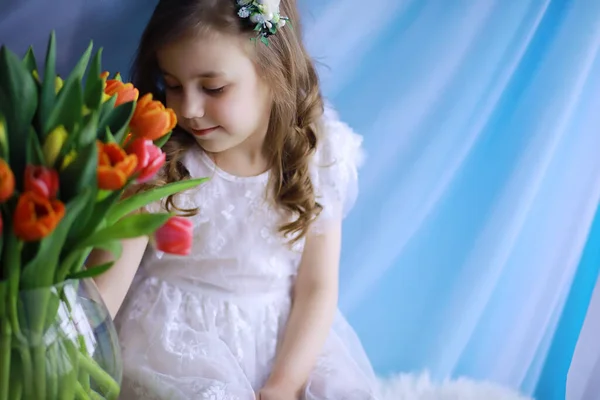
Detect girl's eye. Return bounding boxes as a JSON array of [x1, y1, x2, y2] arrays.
[[165, 84, 182, 91], [204, 86, 225, 95]]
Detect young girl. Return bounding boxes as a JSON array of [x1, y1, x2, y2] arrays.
[[93, 0, 381, 398]]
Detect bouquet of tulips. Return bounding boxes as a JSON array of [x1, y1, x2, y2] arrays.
[[0, 33, 205, 399]]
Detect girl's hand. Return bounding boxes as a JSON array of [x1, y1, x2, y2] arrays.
[[256, 385, 299, 400]]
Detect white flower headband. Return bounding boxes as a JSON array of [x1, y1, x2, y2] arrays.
[[236, 0, 289, 45]]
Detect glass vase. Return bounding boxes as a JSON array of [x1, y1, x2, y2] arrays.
[[0, 278, 122, 400]]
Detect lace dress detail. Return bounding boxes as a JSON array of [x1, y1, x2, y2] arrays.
[[115, 108, 380, 399]]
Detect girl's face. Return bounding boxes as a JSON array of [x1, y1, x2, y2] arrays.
[[157, 32, 272, 154]]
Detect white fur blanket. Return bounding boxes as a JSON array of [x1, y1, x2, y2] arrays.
[[378, 372, 533, 400]]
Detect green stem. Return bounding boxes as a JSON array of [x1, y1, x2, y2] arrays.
[[89, 389, 106, 400], [78, 335, 91, 393], [77, 351, 120, 400], [75, 381, 92, 400], [5, 237, 24, 343], [46, 341, 58, 400], [17, 346, 33, 399], [7, 376, 21, 400], [8, 348, 22, 400], [33, 343, 47, 399], [30, 288, 51, 400], [57, 339, 79, 400], [0, 319, 10, 400]]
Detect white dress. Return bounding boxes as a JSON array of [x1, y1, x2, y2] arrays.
[[115, 108, 381, 399]]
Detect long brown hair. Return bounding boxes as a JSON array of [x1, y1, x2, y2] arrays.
[[131, 0, 324, 241]]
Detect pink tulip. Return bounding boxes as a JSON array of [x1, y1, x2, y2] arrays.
[[126, 138, 166, 183], [24, 165, 59, 199], [154, 216, 193, 255]]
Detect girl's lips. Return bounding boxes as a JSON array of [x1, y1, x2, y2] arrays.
[[191, 126, 219, 136]]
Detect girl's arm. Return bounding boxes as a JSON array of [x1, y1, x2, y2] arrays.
[[89, 236, 149, 318], [260, 219, 342, 397]]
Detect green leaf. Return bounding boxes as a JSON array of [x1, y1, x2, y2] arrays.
[[45, 77, 83, 134], [84, 49, 104, 111], [261, 37, 269, 46], [59, 139, 97, 202], [0, 46, 38, 187], [26, 125, 45, 165], [21, 190, 91, 289], [78, 213, 171, 248], [38, 31, 57, 135], [97, 95, 117, 137], [67, 261, 114, 280], [67, 188, 123, 248], [153, 131, 172, 148], [22, 46, 38, 74], [107, 178, 208, 223], [102, 101, 135, 144], [94, 240, 123, 260], [0, 280, 6, 318], [105, 127, 117, 144], [77, 111, 99, 147], [69, 40, 93, 83]]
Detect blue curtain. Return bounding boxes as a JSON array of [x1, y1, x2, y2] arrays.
[[3, 0, 600, 397], [302, 0, 600, 397]]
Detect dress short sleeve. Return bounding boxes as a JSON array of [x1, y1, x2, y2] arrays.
[[311, 105, 365, 229]]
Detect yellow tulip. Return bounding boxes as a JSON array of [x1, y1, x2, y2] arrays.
[[55, 76, 64, 93], [32, 70, 64, 94], [61, 150, 77, 170], [0, 116, 6, 155], [43, 125, 68, 167]]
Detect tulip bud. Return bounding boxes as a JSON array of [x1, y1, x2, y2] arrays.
[[0, 116, 7, 157], [55, 76, 64, 93], [0, 158, 15, 203], [154, 217, 193, 256], [129, 94, 177, 141], [24, 165, 59, 199], [104, 80, 139, 107], [43, 125, 68, 167], [96, 141, 138, 190], [126, 138, 166, 183], [13, 192, 65, 241]]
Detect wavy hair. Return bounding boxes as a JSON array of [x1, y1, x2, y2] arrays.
[[131, 0, 324, 241]]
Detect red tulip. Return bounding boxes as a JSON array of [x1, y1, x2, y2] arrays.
[[126, 138, 166, 183], [154, 216, 193, 256], [24, 165, 59, 199]]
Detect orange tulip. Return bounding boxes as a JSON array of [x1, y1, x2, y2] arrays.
[[104, 80, 139, 107], [13, 191, 65, 241], [97, 141, 138, 190], [0, 158, 15, 202], [129, 93, 177, 141]]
